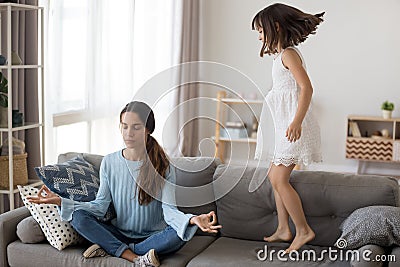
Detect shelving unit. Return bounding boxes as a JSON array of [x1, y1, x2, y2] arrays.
[[214, 91, 263, 163], [0, 3, 44, 210], [346, 115, 400, 174]]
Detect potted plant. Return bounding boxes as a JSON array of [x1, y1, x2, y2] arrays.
[[0, 72, 8, 126], [381, 100, 394, 119]]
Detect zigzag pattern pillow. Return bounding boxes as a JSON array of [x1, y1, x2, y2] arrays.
[[34, 157, 115, 221], [18, 185, 84, 250]]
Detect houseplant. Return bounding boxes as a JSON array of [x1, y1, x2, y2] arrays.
[[381, 101, 394, 119], [0, 72, 8, 126]]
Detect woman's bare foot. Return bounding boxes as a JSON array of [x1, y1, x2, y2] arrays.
[[264, 228, 293, 243], [284, 226, 315, 253]]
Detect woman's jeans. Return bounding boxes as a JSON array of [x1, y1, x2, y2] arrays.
[[71, 209, 186, 257]]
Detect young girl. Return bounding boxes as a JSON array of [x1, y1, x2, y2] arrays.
[[28, 101, 221, 266], [252, 3, 323, 252]]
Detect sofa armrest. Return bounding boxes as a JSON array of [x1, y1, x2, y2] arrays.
[[0, 207, 30, 267]]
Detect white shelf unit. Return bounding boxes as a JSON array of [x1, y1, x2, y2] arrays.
[[214, 91, 263, 163], [0, 3, 44, 210]]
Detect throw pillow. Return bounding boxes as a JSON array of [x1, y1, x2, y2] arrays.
[[16, 216, 46, 243], [336, 205, 400, 249], [34, 156, 115, 221], [18, 185, 84, 250]]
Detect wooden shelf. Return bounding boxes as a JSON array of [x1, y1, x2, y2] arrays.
[[348, 115, 400, 122], [213, 137, 257, 143], [346, 115, 400, 173], [219, 98, 263, 105], [213, 91, 262, 163]]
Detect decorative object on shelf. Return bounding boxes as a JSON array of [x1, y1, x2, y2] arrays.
[[381, 128, 390, 138], [381, 100, 394, 119], [371, 131, 383, 139], [0, 55, 7, 65], [0, 72, 8, 126], [0, 136, 25, 156], [346, 138, 392, 161], [12, 109, 23, 127], [220, 121, 248, 139], [11, 51, 22, 65]]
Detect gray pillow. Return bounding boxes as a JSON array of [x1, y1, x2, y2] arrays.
[[336, 206, 400, 249], [16, 216, 46, 243]]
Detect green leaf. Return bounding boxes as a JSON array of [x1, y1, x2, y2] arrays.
[[0, 94, 7, 107], [0, 72, 8, 94]]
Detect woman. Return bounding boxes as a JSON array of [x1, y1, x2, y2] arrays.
[[28, 101, 222, 267]]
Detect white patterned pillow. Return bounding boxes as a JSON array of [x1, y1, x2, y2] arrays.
[[336, 205, 400, 249], [18, 185, 84, 250]]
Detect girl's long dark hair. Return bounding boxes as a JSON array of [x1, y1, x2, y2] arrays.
[[252, 3, 324, 56], [120, 101, 169, 205]]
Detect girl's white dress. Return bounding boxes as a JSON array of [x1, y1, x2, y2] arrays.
[[256, 47, 322, 166]]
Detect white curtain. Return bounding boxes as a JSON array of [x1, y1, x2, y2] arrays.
[[40, 0, 179, 163]]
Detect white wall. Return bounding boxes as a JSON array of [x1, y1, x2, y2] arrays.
[[198, 0, 400, 174]]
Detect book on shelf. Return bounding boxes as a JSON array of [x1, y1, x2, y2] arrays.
[[349, 121, 361, 137]]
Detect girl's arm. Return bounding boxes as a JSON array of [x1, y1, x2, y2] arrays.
[[282, 48, 313, 142]]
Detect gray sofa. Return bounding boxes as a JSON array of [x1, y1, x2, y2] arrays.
[[1, 152, 399, 267]]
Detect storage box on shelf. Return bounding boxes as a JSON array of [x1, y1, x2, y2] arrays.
[[0, 153, 28, 189], [0, 3, 44, 211], [213, 90, 263, 163], [346, 115, 400, 174]]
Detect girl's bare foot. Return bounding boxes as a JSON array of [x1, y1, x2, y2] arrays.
[[284, 226, 315, 253], [263, 228, 293, 243]]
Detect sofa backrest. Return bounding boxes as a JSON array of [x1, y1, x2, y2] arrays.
[[213, 164, 399, 247], [57, 153, 220, 222], [58, 152, 103, 171]]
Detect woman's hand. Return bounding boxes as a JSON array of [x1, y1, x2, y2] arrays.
[[26, 185, 62, 206], [190, 211, 222, 233], [286, 120, 302, 142]]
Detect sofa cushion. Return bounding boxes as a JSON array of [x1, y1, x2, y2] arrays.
[[337, 206, 400, 249], [351, 244, 387, 267], [35, 156, 115, 221], [388, 246, 400, 267], [16, 216, 45, 243], [172, 157, 220, 236], [187, 237, 348, 267], [17, 185, 84, 250], [172, 157, 219, 214], [7, 236, 217, 267], [213, 165, 399, 247], [35, 157, 100, 201]]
